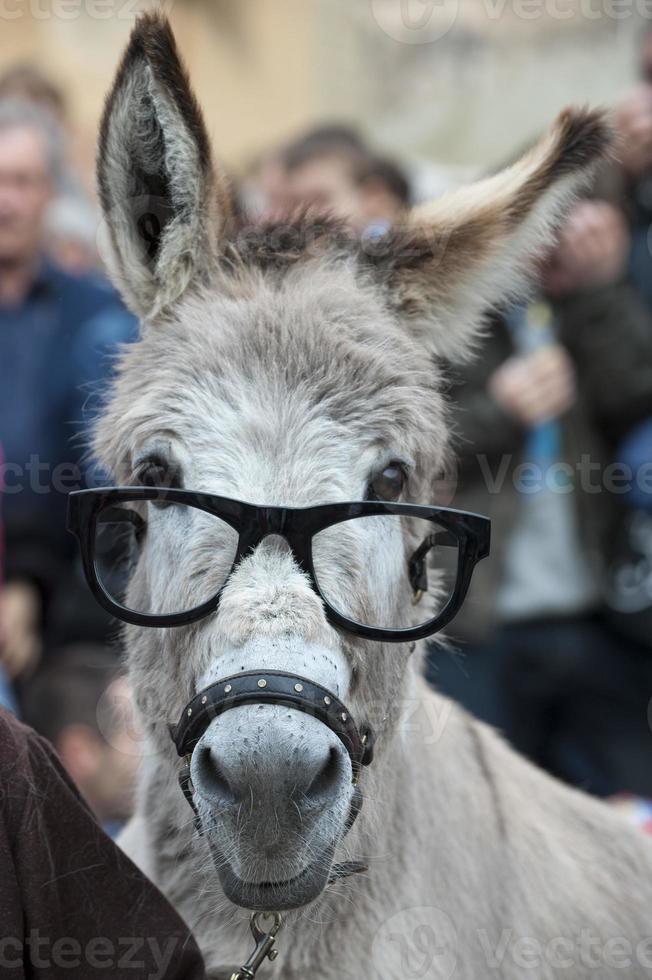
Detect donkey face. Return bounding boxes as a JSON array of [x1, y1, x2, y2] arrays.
[[96, 16, 610, 911]]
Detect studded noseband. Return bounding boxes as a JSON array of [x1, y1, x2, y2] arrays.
[[171, 669, 375, 774], [170, 669, 376, 845]]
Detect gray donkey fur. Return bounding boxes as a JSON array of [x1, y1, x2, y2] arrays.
[[96, 15, 652, 979]]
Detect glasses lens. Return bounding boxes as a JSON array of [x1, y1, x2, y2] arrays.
[[93, 500, 239, 617], [313, 514, 460, 632]]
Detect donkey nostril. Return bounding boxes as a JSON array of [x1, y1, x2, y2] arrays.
[[194, 747, 237, 807], [305, 746, 343, 803]]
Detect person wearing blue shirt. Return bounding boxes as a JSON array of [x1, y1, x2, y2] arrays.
[[0, 99, 135, 682]]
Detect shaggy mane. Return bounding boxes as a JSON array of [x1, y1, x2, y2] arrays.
[[222, 210, 356, 275]]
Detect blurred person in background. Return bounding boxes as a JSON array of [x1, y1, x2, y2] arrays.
[[22, 647, 139, 837], [0, 63, 102, 273], [284, 129, 411, 235], [0, 64, 66, 125], [245, 124, 367, 217], [252, 123, 411, 235], [611, 24, 652, 308], [44, 193, 101, 275], [430, 197, 652, 798], [0, 443, 20, 715], [0, 99, 135, 690], [243, 148, 297, 217], [593, 26, 652, 655]]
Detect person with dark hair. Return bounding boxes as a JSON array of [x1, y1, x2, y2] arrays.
[[246, 123, 411, 232], [282, 122, 366, 157], [0, 706, 207, 979], [244, 123, 372, 217], [283, 129, 411, 234], [22, 647, 139, 836]]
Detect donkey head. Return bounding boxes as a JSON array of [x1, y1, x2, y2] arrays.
[[94, 15, 610, 912]]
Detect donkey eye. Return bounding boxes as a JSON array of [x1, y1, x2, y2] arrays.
[[135, 456, 181, 490], [367, 462, 407, 501]]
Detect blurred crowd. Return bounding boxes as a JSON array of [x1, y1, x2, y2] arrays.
[[1, 30, 652, 832], [0, 67, 137, 833]]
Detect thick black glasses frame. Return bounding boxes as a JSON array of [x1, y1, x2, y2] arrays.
[[67, 487, 490, 642]]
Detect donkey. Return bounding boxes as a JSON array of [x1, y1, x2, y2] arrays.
[[80, 14, 652, 980]]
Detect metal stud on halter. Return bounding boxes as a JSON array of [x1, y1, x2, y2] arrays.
[[170, 670, 375, 776]]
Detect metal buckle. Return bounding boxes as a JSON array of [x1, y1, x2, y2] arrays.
[[230, 911, 283, 980]]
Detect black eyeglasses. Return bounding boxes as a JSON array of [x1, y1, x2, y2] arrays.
[[66, 487, 490, 642]]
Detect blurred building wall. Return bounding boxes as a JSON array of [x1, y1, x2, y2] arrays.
[[339, 0, 642, 172], [0, 0, 643, 185]]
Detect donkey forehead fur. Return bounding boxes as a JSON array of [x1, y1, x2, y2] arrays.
[[95, 251, 448, 499]]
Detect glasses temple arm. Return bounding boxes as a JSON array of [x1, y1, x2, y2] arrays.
[[407, 530, 457, 595]]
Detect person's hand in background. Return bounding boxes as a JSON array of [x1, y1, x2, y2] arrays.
[[542, 200, 630, 299], [489, 344, 577, 428], [0, 580, 41, 680], [615, 84, 652, 180]]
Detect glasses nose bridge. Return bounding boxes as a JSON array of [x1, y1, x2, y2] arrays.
[[254, 507, 310, 571], [258, 505, 289, 539]]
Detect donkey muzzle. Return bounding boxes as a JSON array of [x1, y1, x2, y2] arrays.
[[169, 669, 374, 909]]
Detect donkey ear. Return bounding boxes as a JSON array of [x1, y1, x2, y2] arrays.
[[371, 108, 612, 362], [97, 14, 231, 320]]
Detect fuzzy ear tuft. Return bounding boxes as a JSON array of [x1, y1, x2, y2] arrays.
[[368, 107, 613, 362], [97, 14, 232, 320]]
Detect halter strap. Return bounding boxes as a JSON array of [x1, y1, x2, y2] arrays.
[[170, 669, 375, 775]]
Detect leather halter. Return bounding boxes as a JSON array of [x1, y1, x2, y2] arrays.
[[170, 669, 375, 776]]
